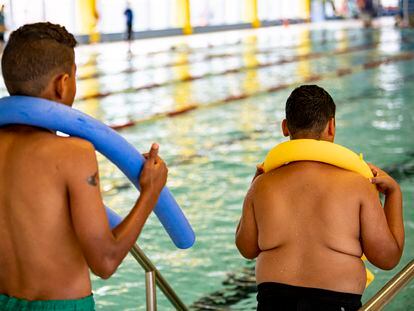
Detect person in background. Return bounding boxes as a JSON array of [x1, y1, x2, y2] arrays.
[[0, 5, 6, 44], [124, 4, 134, 41], [397, 0, 414, 27], [358, 0, 376, 27], [408, 0, 414, 27]]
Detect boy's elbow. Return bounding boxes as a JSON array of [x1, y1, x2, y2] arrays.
[[368, 247, 402, 271], [377, 254, 402, 270], [91, 257, 118, 279], [375, 259, 399, 270], [94, 270, 113, 280]]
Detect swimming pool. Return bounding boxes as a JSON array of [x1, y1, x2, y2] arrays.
[[3, 18, 413, 310]]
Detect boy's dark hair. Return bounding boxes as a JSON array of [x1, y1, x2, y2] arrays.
[[1, 22, 77, 96], [285, 85, 336, 136]]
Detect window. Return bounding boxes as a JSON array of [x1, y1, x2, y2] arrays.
[[191, 0, 243, 27], [258, 0, 304, 21]]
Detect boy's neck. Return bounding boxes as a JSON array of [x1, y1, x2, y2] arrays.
[[290, 134, 334, 142], [35, 93, 74, 107]]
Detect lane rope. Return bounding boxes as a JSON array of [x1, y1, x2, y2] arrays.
[[76, 38, 401, 102], [107, 52, 414, 130]]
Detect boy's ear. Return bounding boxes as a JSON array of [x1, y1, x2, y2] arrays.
[[327, 117, 335, 138], [282, 119, 290, 137], [325, 118, 336, 141], [54, 73, 70, 101]]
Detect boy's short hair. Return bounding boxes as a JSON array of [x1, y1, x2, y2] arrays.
[[285, 85, 336, 136], [1, 22, 77, 96]]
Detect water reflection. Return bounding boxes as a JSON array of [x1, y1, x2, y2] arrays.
[[242, 35, 261, 95], [168, 48, 199, 166], [296, 28, 311, 79], [76, 51, 102, 103]]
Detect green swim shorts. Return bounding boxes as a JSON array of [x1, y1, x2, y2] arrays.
[[0, 294, 95, 310]]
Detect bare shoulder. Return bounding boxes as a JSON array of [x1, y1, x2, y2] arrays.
[[8, 129, 95, 162], [48, 136, 95, 157], [339, 169, 378, 203], [357, 173, 379, 203], [249, 170, 281, 198], [38, 135, 97, 172], [58, 137, 96, 166], [345, 170, 375, 192], [57, 136, 94, 151], [250, 172, 270, 192], [32, 132, 94, 151]]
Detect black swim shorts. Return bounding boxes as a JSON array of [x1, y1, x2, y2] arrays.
[[257, 282, 362, 311]]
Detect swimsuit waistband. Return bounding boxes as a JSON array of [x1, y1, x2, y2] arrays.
[[257, 282, 362, 304], [0, 293, 95, 310]]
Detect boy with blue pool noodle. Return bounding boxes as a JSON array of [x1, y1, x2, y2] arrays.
[[0, 23, 168, 310], [236, 85, 404, 310]]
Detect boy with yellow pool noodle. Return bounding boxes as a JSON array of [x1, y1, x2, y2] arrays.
[[235, 85, 404, 310]]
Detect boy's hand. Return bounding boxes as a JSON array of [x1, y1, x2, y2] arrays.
[[368, 163, 400, 195], [140, 143, 168, 197]]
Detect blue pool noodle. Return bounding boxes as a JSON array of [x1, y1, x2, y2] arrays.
[[0, 96, 195, 249]]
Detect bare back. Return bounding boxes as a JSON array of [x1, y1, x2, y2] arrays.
[[0, 126, 91, 300], [252, 161, 369, 294]]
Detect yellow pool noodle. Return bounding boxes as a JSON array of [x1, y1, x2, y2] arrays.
[[263, 139, 373, 177]]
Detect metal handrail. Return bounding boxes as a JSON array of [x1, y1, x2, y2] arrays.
[[360, 259, 414, 310], [145, 271, 157, 311], [129, 244, 189, 311]]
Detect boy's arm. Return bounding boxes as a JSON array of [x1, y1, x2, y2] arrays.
[[360, 164, 404, 270], [65, 140, 167, 279], [235, 181, 260, 260]]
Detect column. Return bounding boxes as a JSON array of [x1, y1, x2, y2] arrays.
[[300, 0, 311, 21], [76, 0, 100, 43], [175, 0, 192, 35], [245, 0, 260, 28]]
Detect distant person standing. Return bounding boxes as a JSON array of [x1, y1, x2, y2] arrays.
[[408, 0, 414, 27], [358, 0, 376, 27], [124, 5, 134, 41], [399, 0, 414, 27], [0, 5, 5, 43]]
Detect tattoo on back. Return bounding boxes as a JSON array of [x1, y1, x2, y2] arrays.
[[87, 172, 98, 186]]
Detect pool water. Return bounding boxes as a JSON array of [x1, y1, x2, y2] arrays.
[[3, 18, 413, 310]]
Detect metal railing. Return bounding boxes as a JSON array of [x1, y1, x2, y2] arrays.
[[130, 244, 189, 311], [360, 259, 414, 310]]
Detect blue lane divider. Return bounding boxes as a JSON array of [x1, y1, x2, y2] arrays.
[[0, 96, 195, 249]]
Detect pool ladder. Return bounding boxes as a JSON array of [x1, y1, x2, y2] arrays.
[[130, 243, 188, 311]]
